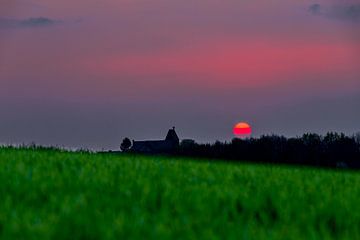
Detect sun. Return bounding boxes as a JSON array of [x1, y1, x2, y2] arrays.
[[233, 122, 252, 137]]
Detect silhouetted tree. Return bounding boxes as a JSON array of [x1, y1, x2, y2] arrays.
[[120, 138, 132, 152], [355, 132, 360, 145]]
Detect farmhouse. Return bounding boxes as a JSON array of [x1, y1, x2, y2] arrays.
[[131, 127, 180, 154]]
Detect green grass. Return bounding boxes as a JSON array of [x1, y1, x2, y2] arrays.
[[0, 147, 360, 239]]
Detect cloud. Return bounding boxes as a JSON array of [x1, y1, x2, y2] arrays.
[[308, 4, 321, 15], [308, 3, 360, 22], [337, 5, 360, 21], [0, 17, 60, 29]]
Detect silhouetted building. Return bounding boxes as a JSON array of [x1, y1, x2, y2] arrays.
[[131, 127, 180, 154]]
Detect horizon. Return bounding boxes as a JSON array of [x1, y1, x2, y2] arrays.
[[1, 129, 359, 152], [0, 0, 359, 150]]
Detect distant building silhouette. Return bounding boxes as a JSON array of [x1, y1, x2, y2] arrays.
[[131, 127, 180, 154]]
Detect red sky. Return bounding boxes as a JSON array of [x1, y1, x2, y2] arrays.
[[0, 0, 359, 149]]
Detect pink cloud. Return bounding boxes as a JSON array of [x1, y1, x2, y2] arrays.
[[83, 38, 359, 90]]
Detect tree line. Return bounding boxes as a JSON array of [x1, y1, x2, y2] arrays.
[[175, 132, 360, 169]]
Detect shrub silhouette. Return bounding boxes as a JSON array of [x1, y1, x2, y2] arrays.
[[120, 138, 132, 152]]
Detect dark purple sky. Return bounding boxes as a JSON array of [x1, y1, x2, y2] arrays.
[[0, 0, 359, 150]]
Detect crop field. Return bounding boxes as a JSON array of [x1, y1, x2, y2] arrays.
[[0, 147, 359, 239]]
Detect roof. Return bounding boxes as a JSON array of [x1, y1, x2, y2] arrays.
[[165, 128, 179, 143]]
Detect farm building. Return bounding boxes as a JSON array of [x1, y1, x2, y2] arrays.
[[131, 127, 180, 154]]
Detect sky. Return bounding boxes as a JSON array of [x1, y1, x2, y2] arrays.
[[0, 0, 359, 150]]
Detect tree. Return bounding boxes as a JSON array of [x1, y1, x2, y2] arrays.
[[120, 138, 132, 152], [355, 132, 360, 145]]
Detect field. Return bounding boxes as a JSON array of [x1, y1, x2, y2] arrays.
[[0, 147, 360, 239]]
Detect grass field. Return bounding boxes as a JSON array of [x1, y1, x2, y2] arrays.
[[0, 147, 359, 239]]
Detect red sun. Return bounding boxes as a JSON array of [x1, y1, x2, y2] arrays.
[[233, 122, 252, 137]]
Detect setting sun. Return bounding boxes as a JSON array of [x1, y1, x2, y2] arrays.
[[233, 122, 252, 137]]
